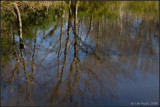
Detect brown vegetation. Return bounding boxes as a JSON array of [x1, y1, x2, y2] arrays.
[[1, 1, 66, 12]]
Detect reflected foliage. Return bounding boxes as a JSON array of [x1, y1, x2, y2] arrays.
[[1, 1, 159, 106]]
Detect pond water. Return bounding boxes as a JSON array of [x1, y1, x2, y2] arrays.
[[1, 1, 159, 106]]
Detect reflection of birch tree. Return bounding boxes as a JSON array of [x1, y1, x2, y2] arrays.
[[84, 13, 93, 42], [31, 37, 36, 79], [13, 3, 24, 49], [49, 2, 81, 105], [10, 30, 20, 82], [57, 17, 64, 80]]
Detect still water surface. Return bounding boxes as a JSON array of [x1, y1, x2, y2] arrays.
[[1, 2, 159, 106]]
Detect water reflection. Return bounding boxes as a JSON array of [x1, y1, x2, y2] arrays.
[[1, 1, 159, 106]]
